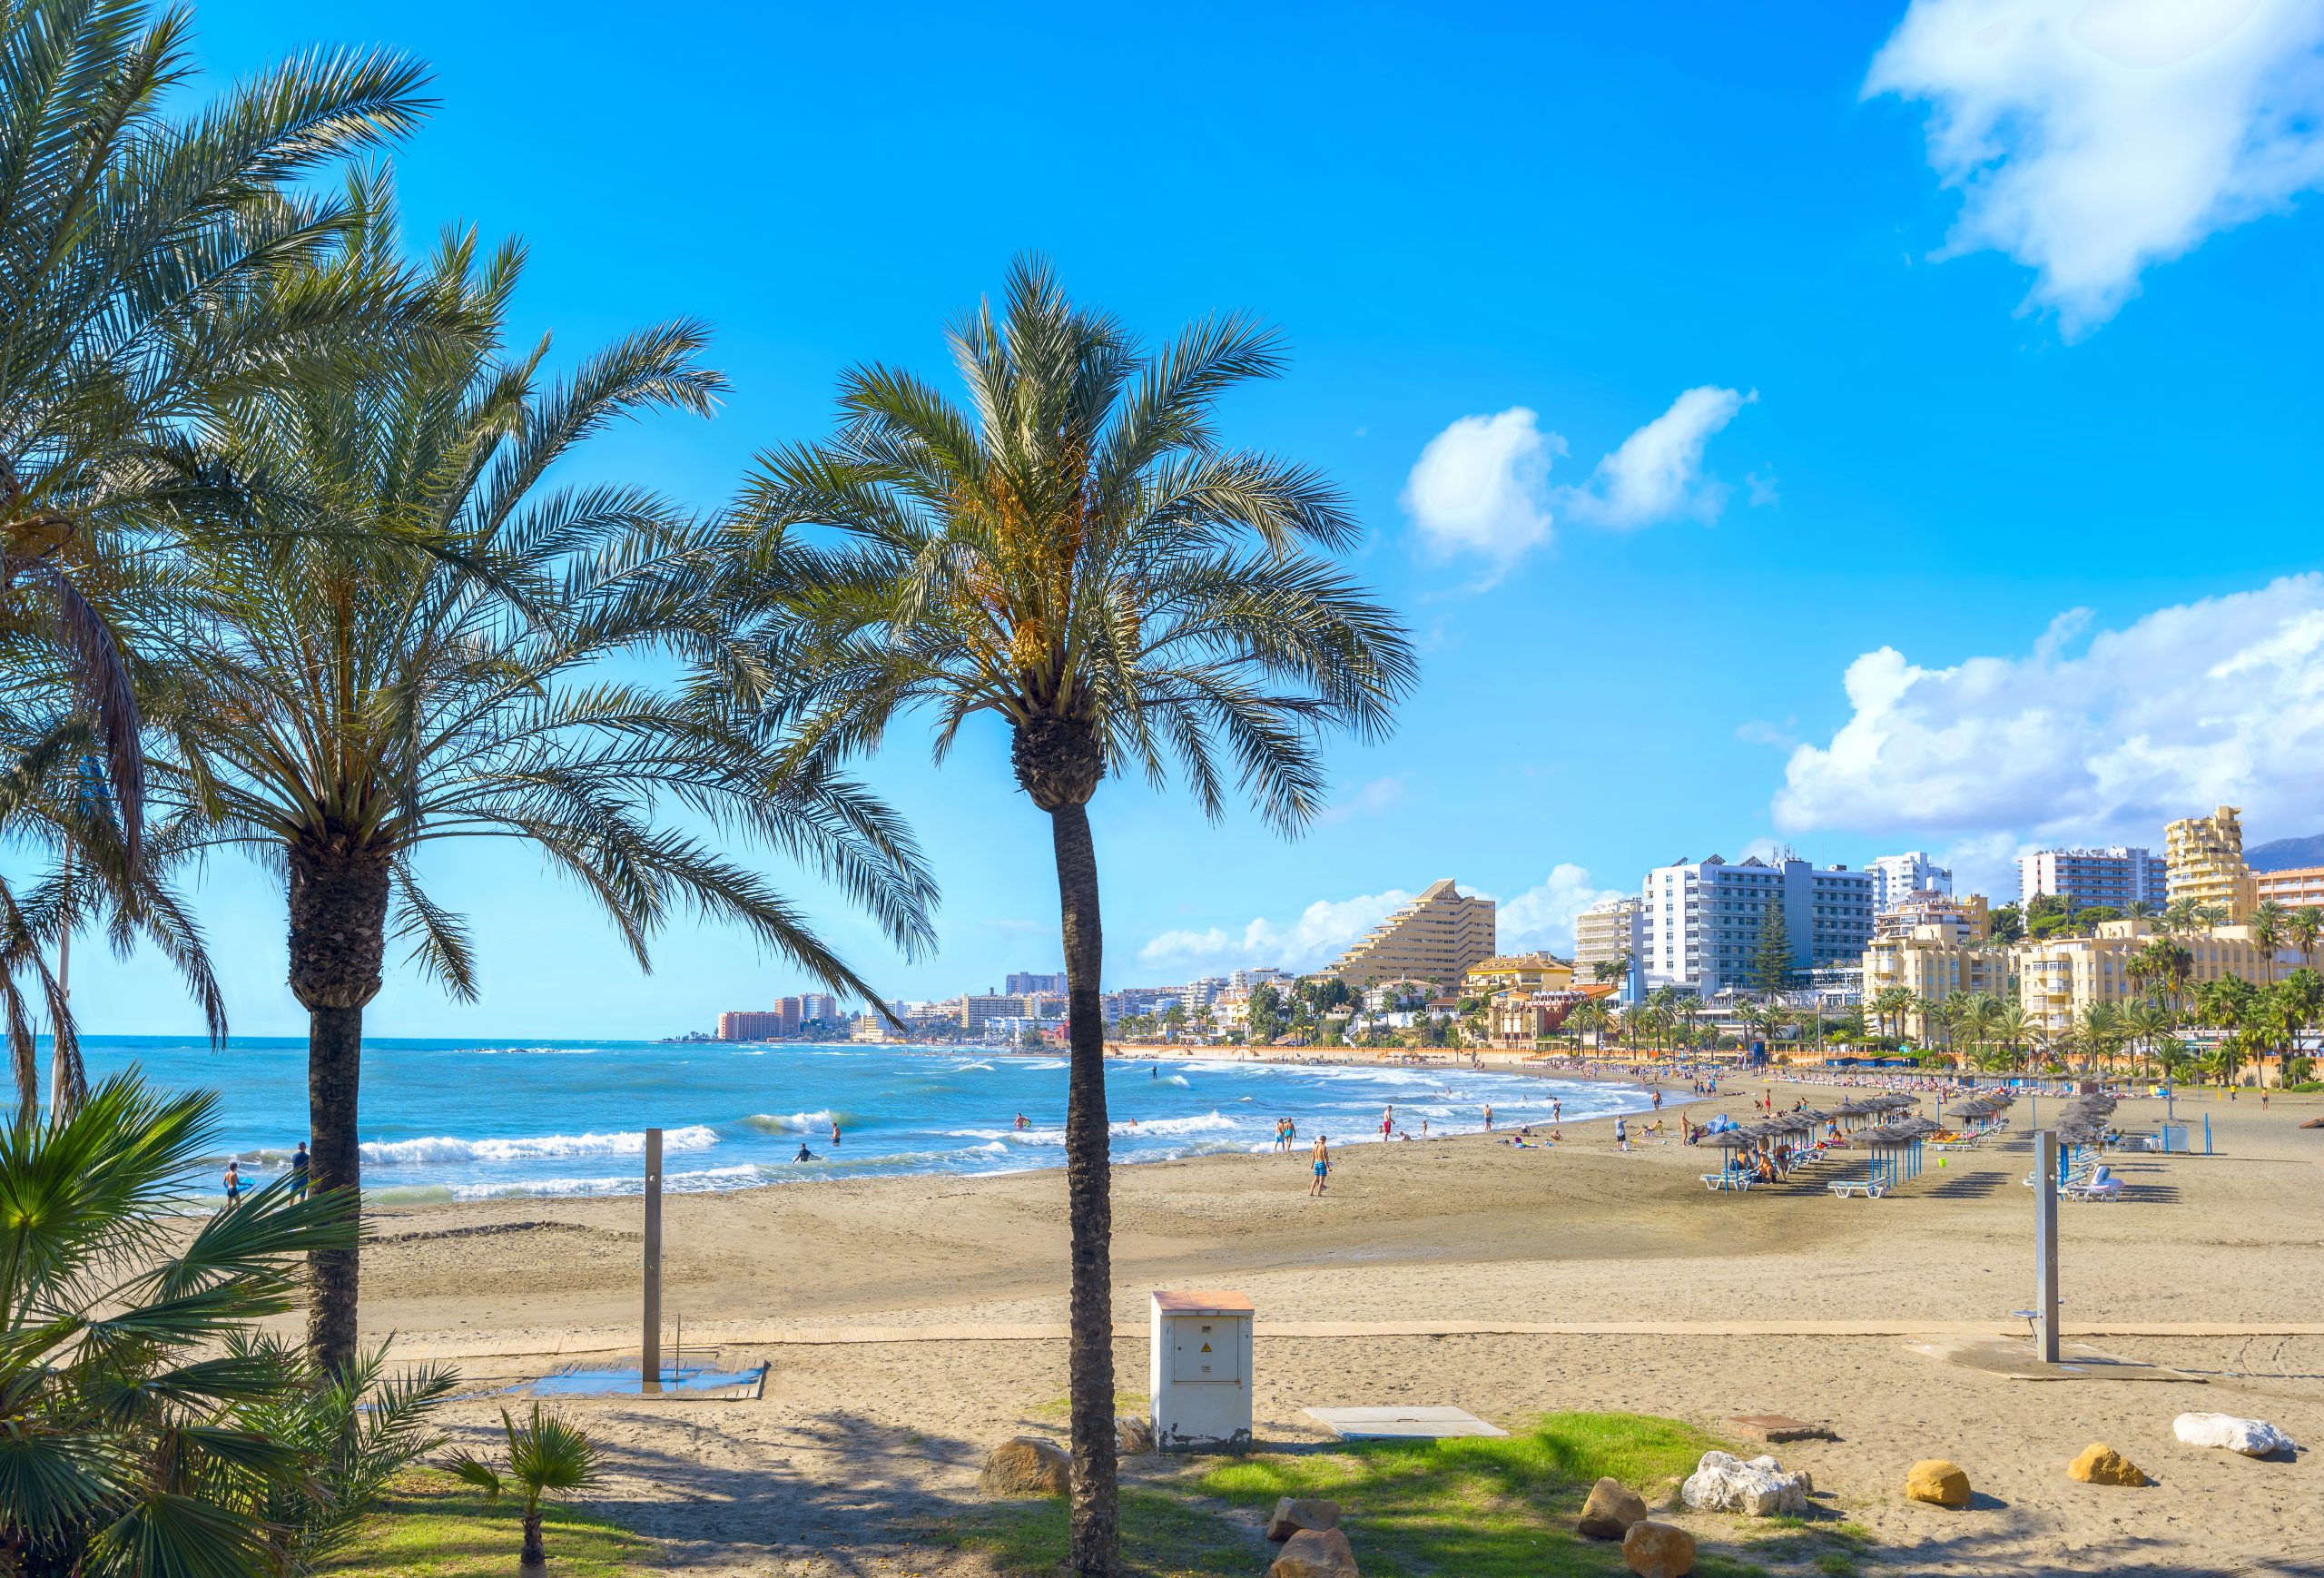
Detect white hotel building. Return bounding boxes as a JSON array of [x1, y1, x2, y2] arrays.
[[1641, 853, 1876, 996]]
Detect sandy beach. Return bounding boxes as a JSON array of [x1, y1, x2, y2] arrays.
[[369, 1069, 2324, 1576]]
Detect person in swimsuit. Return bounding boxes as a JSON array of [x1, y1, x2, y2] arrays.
[[831, 1119, 842, 1146], [289, 1142, 310, 1198], [1308, 1135, 1330, 1197], [222, 1161, 242, 1210], [1482, 1103, 1493, 1132]]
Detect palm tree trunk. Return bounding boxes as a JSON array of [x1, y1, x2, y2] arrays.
[[1049, 800, 1117, 1578], [521, 1508, 546, 1568], [286, 838, 391, 1375]]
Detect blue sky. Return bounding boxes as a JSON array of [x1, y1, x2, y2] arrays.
[[67, 0, 2324, 1035]]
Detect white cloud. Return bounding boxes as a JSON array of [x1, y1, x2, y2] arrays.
[[1561, 387, 1758, 528], [1403, 388, 1757, 571], [1493, 864, 1625, 954], [1137, 888, 1413, 976], [1400, 408, 1563, 567], [1773, 574, 2324, 850], [1866, 0, 2324, 335]]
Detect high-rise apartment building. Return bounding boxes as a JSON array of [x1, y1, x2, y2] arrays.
[[1572, 895, 1644, 998], [1005, 971, 1068, 995], [2016, 917, 2290, 1036], [1324, 879, 1497, 989], [2254, 866, 2324, 912], [1640, 853, 1875, 995], [2166, 805, 2258, 922], [2018, 846, 2168, 911], [799, 992, 837, 1022], [717, 1010, 789, 1040], [1867, 851, 1952, 912]]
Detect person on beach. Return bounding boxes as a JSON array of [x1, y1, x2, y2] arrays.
[[1615, 1116, 1629, 1152], [1308, 1135, 1330, 1197], [1652, 1089, 1662, 1111], [1483, 1103, 1493, 1132], [1380, 1105, 1394, 1140], [289, 1141, 310, 1198], [1551, 1098, 1561, 1124], [1421, 1117, 1429, 1139], [831, 1119, 842, 1146], [222, 1161, 242, 1209]]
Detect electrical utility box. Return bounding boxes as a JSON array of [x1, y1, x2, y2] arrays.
[[1149, 1289, 1254, 1452]]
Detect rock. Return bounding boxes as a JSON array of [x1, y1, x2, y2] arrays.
[[1266, 1526, 1359, 1578], [1115, 1415, 1155, 1455], [1679, 1450, 1809, 1516], [1622, 1519, 1698, 1578], [2068, 1443, 2149, 1486], [1905, 1458, 1971, 1508], [2174, 1412, 2301, 1457], [1265, 1496, 1343, 1543], [1578, 1476, 1649, 1539], [978, 1436, 1069, 1496]]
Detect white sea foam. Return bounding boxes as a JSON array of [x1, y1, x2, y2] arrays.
[[744, 1110, 837, 1133], [359, 1124, 718, 1165]]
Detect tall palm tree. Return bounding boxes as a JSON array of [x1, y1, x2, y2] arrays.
[[0, 0, 442, 862], [2250, 900, 2285, 987], [2290, 906, 2322, 972], [729, 260, 1413, 1575], [164, 221, 937, 1373]]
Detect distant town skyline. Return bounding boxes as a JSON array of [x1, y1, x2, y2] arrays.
[[37, 0, 2324, 1036]]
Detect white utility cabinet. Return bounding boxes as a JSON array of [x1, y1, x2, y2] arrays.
[[1149, 1289, 1254, 1452]]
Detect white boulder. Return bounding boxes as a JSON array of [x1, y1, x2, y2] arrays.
[[2173, 1413, 2299, 1457], [1679, 1449, 1811, 1516]]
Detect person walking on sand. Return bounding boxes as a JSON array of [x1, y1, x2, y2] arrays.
[[1482, 1103, 1493, 1132], [222, 1161, 242, 1210], [1309, 1135, 1331, 1197], [1616, 1115, 1630, 1152], [289, 1141, 310, 1199]]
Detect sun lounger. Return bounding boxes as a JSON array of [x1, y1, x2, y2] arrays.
[[1701, 1172, 1750, 1192], [1828, 1174, 1886, 1198]]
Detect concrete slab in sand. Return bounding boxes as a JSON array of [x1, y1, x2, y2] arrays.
[[1306, 1405, 1508, 1441]]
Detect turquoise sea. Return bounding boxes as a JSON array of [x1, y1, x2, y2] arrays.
[[72, 1036, 1657, 1205]]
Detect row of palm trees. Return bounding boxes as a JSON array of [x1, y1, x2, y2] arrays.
[[1, 7, 1413, 1573]]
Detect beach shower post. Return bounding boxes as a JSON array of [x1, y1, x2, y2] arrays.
[[642, 1127, 663, 1394], [2033, 1129, 2059, 1364]]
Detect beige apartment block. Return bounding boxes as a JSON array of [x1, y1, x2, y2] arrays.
[[2253, 865, 2324, 912], [2165, 805, 2258, 922], [1859, 924, 2012, 1037], [2014, 918, 2292, 1037], [1325, 879, 1497, 990], [1573, 895, 1641, 978], [1462, 952, 1575, 997]]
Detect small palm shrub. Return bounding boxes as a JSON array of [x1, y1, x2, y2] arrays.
[[446, 1404, 605, 1569], [0, 1073, 455, 1574]]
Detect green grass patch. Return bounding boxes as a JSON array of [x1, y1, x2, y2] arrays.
[[917, 1484, 1258, 1577], [1196, 1411, 1768, 1577], [322, 1469, 655, 1577]]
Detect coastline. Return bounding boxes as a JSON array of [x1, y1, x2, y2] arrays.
[[381, 1076, 2324, 1575]]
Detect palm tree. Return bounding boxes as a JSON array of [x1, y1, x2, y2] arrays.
[[164, 222, 938, 1373], [0, 1072, 454, 1569], [0, 0, 442, 863], [2250, 901, 2286, 987], [730, 260, 1413, 1575], [448, 1404, 604, 1570], [2290, 906, 2322, 971], [1870, 984, 1915, 1042]]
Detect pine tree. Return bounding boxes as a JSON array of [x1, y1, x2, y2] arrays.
[[1750, 902, 1796, 996]]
